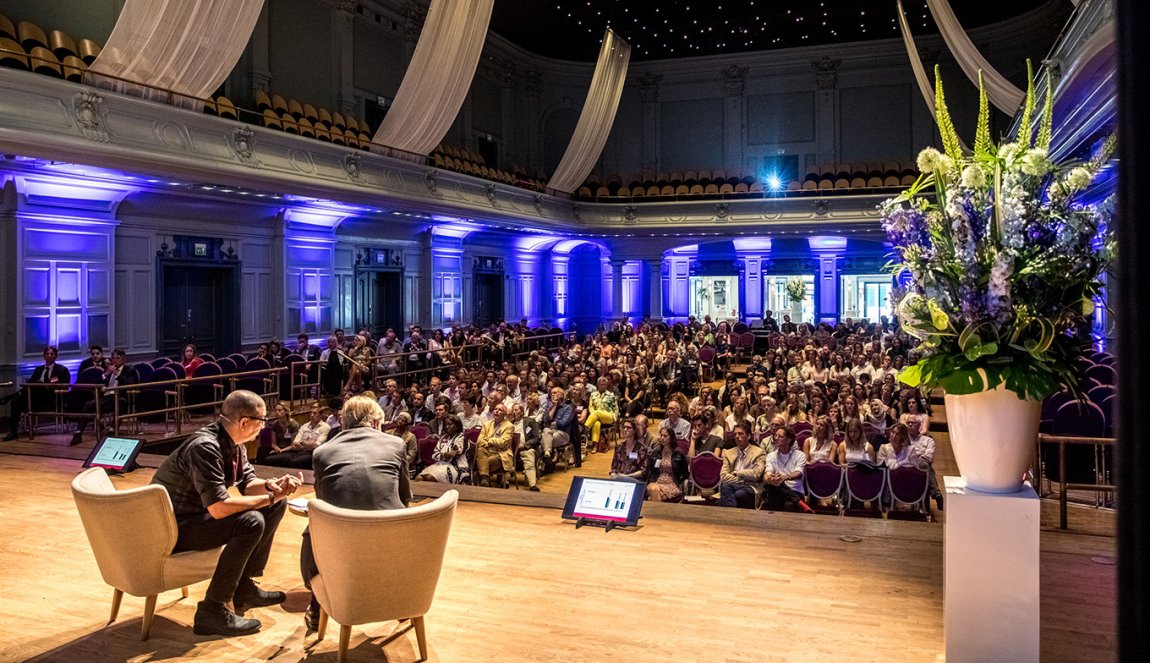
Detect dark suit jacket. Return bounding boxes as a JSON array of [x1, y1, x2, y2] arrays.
[[409, 406, 435, 424], [515, 417, 542, 452], [311, 426, 411, 511], [29, 363, 70, 386]]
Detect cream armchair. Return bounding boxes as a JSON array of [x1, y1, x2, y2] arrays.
[[70, 467, 223, 640], [309, 490, 459, 662]]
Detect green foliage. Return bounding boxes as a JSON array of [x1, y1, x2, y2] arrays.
[[1037, 72, 1054, 151], [934, 65, 965, 163], [974, 71, 993, 159], [1017, 60, 1036, 148]]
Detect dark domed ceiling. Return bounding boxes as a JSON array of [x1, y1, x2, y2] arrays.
[[490, 0, 1053, 62]]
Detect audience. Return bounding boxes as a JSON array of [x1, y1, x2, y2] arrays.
[[719, 423, 765, 508], [645, 427, 688, 502]]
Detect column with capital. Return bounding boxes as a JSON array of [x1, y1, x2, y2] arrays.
[[645, 257, 663, 322], [610, 259, 625, 320]]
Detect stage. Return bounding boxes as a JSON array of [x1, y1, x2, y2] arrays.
[[0, 453, 1115, 662]]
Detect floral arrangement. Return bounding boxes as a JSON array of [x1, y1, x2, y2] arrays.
[[883, 64, 1115, 400], [785, 276, 807, 305]]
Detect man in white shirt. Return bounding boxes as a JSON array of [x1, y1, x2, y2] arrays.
[[907, 418, 943, 510], [763, 425, 809, 511]]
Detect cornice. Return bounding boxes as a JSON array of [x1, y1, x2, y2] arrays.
[[0, 69, 892, 236]]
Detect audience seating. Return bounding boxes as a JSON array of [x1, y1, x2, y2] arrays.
[[683, 451, 723, 504], [71, 467, 224, 641], [844, 464, 886, 516], [887, 466, 931, 520], [803, 461, 845, 514], [309, 490, 458, 663]]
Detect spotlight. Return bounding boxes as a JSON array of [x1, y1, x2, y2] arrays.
[[766, 173, 783, 191]]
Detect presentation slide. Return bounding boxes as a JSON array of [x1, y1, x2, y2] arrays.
[[88, 437, 140, 470], [571, 478, 637, 522]]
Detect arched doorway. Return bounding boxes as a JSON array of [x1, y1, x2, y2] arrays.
[[567, 244, 605, 335]]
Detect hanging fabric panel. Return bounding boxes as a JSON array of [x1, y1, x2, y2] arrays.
[[925, 0, 1025, 113], [546, 29, 631, 195], [371, 0, 494, 159], [85, 0, 263, 111], [897, 0, 938, 118]]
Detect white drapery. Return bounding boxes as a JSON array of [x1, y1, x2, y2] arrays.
[[371, 0, 494, 159], [546, 30, 631, 195], [925, 0, 1025, 114], [85, 0, 263, 110], [897, 0, 938, 118]]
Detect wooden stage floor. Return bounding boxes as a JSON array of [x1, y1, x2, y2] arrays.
[[0, 453, 1116, 662]]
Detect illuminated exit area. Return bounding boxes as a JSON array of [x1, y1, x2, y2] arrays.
[[689, 275, 739, 321], [764, 274, 815, 324], [840, 274, 892, 322]]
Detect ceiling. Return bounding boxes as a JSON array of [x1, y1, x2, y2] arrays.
[[489, 0, 1052, 62]]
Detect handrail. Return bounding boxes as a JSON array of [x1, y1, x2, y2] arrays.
[[1037, 433, 1116, 530]]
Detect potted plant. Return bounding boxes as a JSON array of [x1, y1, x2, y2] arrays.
[[882, 64, 1115, 493], [785, 276, 807, 323]]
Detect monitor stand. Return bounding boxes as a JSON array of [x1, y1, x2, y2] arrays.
[[574, 517, 620, 532]]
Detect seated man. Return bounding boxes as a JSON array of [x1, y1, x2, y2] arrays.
[[906, 418, 943, 510], [2, 345, 70, 441], [150, 390, 303, 636], [689, 414, 725, 456], [763, 425, 809, 511], [659, 400, 692, 447], [540, 386, 576, 467], [71, 348, 138, 446], [719, 423, 766, 509], [509, 403, 542, 491], [475, 403, 513, 487], [263, 402, 329, 467], [300, 395, 410, 631]]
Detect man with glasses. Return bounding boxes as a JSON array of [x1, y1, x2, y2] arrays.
[[151, 390, 303, 637]]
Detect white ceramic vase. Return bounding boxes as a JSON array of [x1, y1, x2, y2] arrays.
[[944, 381, 1041, 494]]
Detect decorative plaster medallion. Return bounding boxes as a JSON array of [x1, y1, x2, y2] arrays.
[[425, 169, 439, 195], [231, 126, 258, 167], [715, 202, 731, 221], [73, 91, 109, 142], [343, 153, 362, 181], [813, 199, 831, 217]]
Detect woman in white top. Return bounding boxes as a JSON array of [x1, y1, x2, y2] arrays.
[[724, 395, 754, 432], [898, 394, 930, 430], [807, 356, 830, 385], [804, 415, 838, 463], [837, 417, 876, 464]]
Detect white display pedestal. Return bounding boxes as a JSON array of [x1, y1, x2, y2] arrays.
[[944, 476, 1040, 663]]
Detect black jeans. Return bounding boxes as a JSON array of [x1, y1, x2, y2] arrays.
[[174, 500, 286, 605], [762, 483, 804, 511]]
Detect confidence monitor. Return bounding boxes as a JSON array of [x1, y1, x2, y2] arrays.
[[561, 476, 645, 532], [83, 435, 144, 473]]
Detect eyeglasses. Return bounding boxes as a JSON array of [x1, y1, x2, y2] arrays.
[[242, 416, 274, 427]]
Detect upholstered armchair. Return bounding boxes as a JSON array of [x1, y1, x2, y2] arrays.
[[309, 490, 459, 662], [70, 467, 223, 639]]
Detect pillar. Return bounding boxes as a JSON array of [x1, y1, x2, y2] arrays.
[[813, 57, 840, 164], [611, 259, 625, 320], [638, 72, 661, 173], [645, 257, 663, 321], [333, 0, 357, 114], [722, 65, 747, 173]]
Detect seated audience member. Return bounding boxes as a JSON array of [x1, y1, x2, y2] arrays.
[[509, 403, 543, 491], [898, 394, 930, 430], [389, 412, 421, 476], [257, 402, 300, 462], [459, 394, 484, 431], [837, 417, 876, 465], [408, 392, 434, 424], [295, 333, 321, 361], [181, 344, 204, 378], [763, 425, 809, 511], [377, 379, 406, 422], [541, 386, 577, 467], [610, 418, 649, 482], [300, 395, 409, 632], [689, 414, 725, 457], [417, 414, 471, 484], [151, 390, 302, 636], [475, 403, 514, 487], [906, 418, 943, 510], [3, 345, 70, 441], [804, 416, 838, 463], [72, 348, 139, 446], [584, 378, 620, 454], [263, 402, 330, 468], [659, 400, 692, 444], [719, 423, 766, 509], [644, 427, 689, 502], [877, 422, 912, 469], [78, 344, 107, 373], [430, 399, 451, 437]]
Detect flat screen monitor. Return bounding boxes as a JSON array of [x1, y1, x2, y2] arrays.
[[83, 435, 145, 472], [561, 476, 645, 528]]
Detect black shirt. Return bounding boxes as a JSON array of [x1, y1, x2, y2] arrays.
[[151, 421, 257, 518]]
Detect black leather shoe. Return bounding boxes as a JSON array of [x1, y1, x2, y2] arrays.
[[934, 494, 945, 511], [233, 581, 286, 615], [69, 432, 83, 446], [193, 601, 261, 636], [2, 431, 17, 442], [304, 600, 321, 633]]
